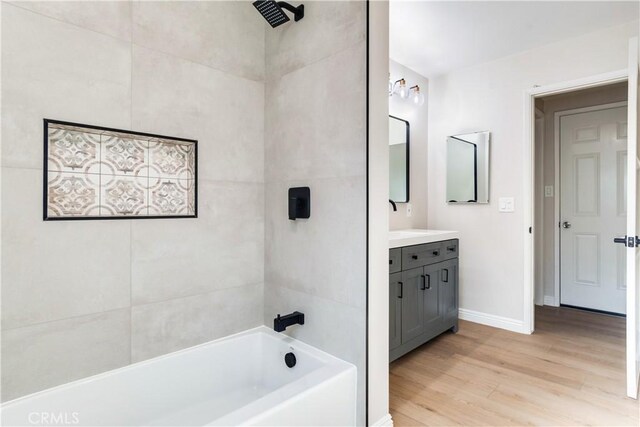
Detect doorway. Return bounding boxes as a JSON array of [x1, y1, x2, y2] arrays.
[[533, 83, 629, 315]]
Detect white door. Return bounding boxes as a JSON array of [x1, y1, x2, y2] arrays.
[[560, 105, 628, 314], [625, 36, 639, 400]]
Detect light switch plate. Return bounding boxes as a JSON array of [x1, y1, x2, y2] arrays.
[[544, 185, 554, 198], [498, 197, 515, 213]]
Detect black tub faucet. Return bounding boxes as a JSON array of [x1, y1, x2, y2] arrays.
[[274, 311, 305, 332], [389, 199, 397, 211]]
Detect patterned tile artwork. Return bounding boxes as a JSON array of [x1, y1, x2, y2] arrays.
[[45, 121, 196, 219]]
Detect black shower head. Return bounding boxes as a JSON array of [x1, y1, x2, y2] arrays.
[[253, 0, 304, 28]]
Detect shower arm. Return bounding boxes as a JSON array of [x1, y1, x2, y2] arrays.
[[277, 1, 304, 21]]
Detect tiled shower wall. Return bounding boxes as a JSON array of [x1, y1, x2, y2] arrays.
[[1, 1, 266, 401], [2, 2, 369, 420], [263, 2, 368, 425]]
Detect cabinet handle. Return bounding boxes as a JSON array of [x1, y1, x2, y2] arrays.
[[432, 250, 440, 256], [398, 281, 403, 299], [411, 255, 418, 260], [425, 274, 431, 290], [420, 275, 426, 290], [389, 259, 393, 265], [442, 269, 449, 283], [447, 246, 456, 252]]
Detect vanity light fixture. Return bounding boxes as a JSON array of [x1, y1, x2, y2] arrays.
[[410, 85, 425, 107], [389, 75, 424, 107]]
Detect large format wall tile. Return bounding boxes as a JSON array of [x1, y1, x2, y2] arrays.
[[132, 46, 265, 183], [1, 168, 131, 329], [132, 1, 265, 81], [265, 42, 366, 182], [131, 180, 264, 304], [265, 176, 366, 308], [263, 6, 368, 424], [131, 283, 263, 362], [265, 0, 365, 80], [1, 4, 131, 170], [6, 1, 132, 41], [1, 309, 130, 402]]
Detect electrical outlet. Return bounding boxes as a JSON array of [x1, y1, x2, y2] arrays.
[[544, 185, 554, 198], [498, 197, 515, 213], [406, 203, 413, 217]]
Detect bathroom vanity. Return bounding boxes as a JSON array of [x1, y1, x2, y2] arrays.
[[389, 230, 459, 362]]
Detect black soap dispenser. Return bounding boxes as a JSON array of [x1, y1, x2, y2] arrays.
[[288, 187, 310, 220]]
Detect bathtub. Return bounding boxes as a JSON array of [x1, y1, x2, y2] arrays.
[[1, 326, 357, 426]]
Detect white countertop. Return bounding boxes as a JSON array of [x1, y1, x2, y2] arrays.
[[389, 229, 459, 249]]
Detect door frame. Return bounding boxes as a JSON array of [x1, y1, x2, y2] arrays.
[[552, 101, 629, 309], [534, 108, 545, 307], [523, 69, 628, 334]]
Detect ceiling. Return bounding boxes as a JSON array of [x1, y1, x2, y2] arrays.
[[390, 1, 640, 78]]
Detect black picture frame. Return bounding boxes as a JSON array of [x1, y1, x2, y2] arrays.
[[43, 118, 198, 221]]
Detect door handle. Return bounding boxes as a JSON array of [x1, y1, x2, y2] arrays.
[[420, 275, 426, 290], [613, 236, 640, 247], [398, 281, 403, 299], [425, 274, 431, 290], [614, 236, 628, 245], [562, 221, 571, 229], [442, 269, 449, 283]]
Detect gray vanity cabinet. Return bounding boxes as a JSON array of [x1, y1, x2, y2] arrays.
[[389, 273, 402, 350], [390, 239, 459, 362]]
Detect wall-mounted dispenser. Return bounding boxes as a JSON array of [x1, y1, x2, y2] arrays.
[[288, 187, 310, 220]]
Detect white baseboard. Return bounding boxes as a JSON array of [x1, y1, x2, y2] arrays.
[[371, 413, 393, 427], [543, 295, 559, 307], [458, 308, 528, 334]]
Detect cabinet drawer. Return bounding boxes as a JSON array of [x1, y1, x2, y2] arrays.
[[402, 242, 443, 270], [441, 239, 459, 260], [389, 249, 402, 273]]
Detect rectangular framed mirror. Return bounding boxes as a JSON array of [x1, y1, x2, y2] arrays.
[[389, 115, 409, 203], [446, 131, 490, 204]]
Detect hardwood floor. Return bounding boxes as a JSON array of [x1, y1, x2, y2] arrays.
[[389, 306, 639, 426]]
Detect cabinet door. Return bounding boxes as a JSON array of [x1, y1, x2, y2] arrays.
[[401, 267, 425, 342], [389, 273, 403, 350], [439, 259, 458, 325], [422, 264, 440, 336], [389, 249, 402, 274]]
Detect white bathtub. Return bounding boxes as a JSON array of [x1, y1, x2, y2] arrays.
[[1, 326, 357, 426]]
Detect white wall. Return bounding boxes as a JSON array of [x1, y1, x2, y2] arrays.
[[389, 60, 428, 230], [427, 21, 639, 325], [262, 1, 368, 424], [1, 0, 267, 402]]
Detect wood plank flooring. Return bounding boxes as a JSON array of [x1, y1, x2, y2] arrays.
[[389, 306, 639, 426]]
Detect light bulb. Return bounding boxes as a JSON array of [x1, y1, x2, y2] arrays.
[[413, 91, 425, 106], [396, 79, 410, 99], [411, 85, 425, 106]]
